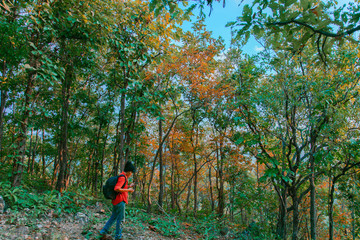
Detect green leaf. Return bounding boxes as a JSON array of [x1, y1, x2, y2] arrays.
[[300, 0, 309, 10]]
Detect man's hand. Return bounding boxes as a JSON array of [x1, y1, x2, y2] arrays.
[[129, 183, 135, 188], [128, 188, 135, 193]]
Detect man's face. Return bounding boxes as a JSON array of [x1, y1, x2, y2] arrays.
[[126, 171, 132, 178]]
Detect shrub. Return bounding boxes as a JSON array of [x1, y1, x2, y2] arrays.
[[0, 180, 92, 217]]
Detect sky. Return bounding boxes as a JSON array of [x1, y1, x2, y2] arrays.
[[181, 0, 253, 53], [200, 0, 257, 54], [181, 0, 353, 56]]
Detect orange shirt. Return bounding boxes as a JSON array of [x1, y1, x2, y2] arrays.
[[112, 172, 129, 205]]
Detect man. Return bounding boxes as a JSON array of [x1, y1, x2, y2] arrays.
[[100, 161, 136, 240]]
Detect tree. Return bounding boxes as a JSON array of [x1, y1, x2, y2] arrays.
[[0, 2, 28, 162], [213, 39, 359, 238]]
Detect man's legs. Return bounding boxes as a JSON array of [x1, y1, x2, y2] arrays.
[[100, 202, 123, 235], [114, 201, 125, 239]]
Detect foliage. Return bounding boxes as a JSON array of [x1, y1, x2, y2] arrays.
[[236, 221, 280, 240], [127, 207, 181, 237], [192, 213, 220, 240], [1, 0, 360, 239], [0, 180, 92, 217], [81, 209, 106, 239]]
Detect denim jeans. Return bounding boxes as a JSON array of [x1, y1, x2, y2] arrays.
[[100, 201, 125, 239]]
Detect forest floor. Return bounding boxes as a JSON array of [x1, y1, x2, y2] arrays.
[[0, 202, 231, 240]]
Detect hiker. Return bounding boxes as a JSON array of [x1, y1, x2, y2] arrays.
[[99, 161, 136, 240]]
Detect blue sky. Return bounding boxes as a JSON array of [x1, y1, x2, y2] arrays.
[[181, 0, 249, 52], [181, 0, 353, 55], [200, 0, 254, 53]]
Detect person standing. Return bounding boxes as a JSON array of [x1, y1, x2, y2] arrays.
[[99, 161, 136, 240]]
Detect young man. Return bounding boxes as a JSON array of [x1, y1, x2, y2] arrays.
[[100, 161, 136, 240]]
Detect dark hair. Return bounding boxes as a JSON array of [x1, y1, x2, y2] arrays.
[[124, 161, 136, 173]]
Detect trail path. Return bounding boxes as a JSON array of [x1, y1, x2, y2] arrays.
[[0, 203, 203, 240]]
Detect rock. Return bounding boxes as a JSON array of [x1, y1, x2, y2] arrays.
[[53, 221, 60, 227], [75, 212, 89, 224], [95, 202, 106, 214], [0, 195, 6, 213], [34, 232, 42, 239]]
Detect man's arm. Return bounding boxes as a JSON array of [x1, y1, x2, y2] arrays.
[[114, 177, 134, 193], [115, 187, 134, 193]]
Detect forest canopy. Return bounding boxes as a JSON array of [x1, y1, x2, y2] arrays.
[[1, 0, 360, 239]]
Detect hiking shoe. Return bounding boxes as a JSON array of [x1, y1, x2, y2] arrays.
[[97, 231, 112, 240], [100, 235, 112, 240]]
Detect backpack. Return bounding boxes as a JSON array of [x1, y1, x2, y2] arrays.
[[103, 174, 127, 200]]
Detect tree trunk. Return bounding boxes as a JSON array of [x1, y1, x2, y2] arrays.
[[186, 180, 192, 211], [92, 122, 103, 193], [291, 191, 300, 240], [118, 90, 126, 172], [87, 149, 95, 188], [329, 177, 336, 240], [158, 114, 164, 207], [230, 180, 234, 221], [276, 184, 287, 239], [193, 169, 197, 217], [113, 111, 120, 175], [52, 154, 59, 186], [132, 133, 139, 201], [0, 88, 8, 161], [27, 128, 34, 172], [310, 140, 316, 240], [209, 164, 214, 212], [217, 140, 225, 218], [100, 124, 110, 191], [55, 62, 73, 193], [176, 164, 182, 214], [192, 112, 198, 217], [141, 166, 147, 204], [147, 112, 183, 212], [124, 104, 137, 164], [31, 129, 39, 174], [352, 174, 356, 240], [11, 50, 37, 187], [170, 155, 175, 210], [92, 162, 99, 194], [42, 129, 46, 176]]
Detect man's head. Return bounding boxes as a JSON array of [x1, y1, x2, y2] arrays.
[[124, 161, 136, 175]]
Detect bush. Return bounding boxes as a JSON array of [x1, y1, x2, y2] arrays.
[[192, 213, 220, 240], [126, 207, 182, 238], [148, 216, 182, 237], [0, 180, 92, 217], [236, 221, 280, 240]]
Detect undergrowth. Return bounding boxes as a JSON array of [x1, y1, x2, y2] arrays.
[[0, 180, 93, 218], [127, 206, 183, 238], [0, 162, 277, 240]]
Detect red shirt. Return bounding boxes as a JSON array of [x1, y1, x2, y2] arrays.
[[112, 172, 129, 205]]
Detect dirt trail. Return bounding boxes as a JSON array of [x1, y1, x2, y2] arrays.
[[0, 204, 201, 240]]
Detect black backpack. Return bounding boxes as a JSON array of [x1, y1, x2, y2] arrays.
[[103, 174, 127, 200]]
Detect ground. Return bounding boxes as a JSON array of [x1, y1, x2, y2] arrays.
[[0, 202, 219, 240]]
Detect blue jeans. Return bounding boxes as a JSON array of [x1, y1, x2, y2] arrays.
[[100, 201, 125, 239]]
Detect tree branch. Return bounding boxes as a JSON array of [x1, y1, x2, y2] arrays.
[[268, 20, 360, 38]]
